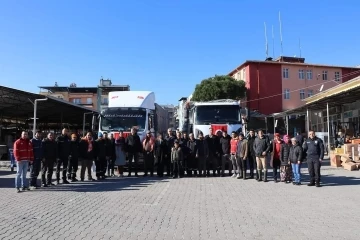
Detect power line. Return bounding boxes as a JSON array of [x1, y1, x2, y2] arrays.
[[242, 69, 360, 104]]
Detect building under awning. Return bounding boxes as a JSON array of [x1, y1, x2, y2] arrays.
[[0, 85, 98, 127]]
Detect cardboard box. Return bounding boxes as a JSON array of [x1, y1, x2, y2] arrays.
[[351, 139, 360, 144], [340, 156, 352, 163], [335, 148, 345, 154], [343, 162, 358, 171], [330, 154, 342, 167], [343, 144, 359, 154]]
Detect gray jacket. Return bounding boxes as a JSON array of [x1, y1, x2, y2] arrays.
[[253, 137, 271, 157]]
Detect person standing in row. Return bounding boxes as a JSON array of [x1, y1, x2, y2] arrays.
[[42, 133, 57, 187], [247, 129, 257, 179], [79, 132, 96, 181], [126, 127, 142, 177], [205, 128, 220, 177], [143, 130, 155, 177], [164, 128, 175, 177], [289, 138, 303, 185], [197, 132, 208, 177], [220, 131, 231, 177], [107, 133, 116, 177], [56, 128, 71, 184], [171, 139, 183, 178], [271, 133, 282, 183], [115, 131, 126, 177], [68, 134, 79, 182], [155, 133, 167, 177], [302, 130, 324, 187], [30, 131, 43, 189], [237, 133, 248, 180], [279, 135, 292, 183], [186, 133, 198, 177], [253, 130, 271, 182], [14, 131, 34, 192], [95, 132, 107, 180], [230, 132, 240, 178]]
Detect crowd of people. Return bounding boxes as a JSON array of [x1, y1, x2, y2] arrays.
[[12, 127, 325, 193]]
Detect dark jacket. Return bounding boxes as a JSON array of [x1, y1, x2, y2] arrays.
[[280, 143, 291, 165], [103, 138, 113, 158], [165, 135, 175, 154], [302, 137, 324, 160], [109, 138, 116, 160], [196, 138, 209, 157], [155, 138, 167, 160], [42, 138, 58, 159], [295, 134, 304, 146], [253, 136, 271, 157], [96, 139, 107, 159], [187, 138, 198, 156], [79, 139, 96, 160], [56, 134, 71, 159], [125, 134, 142, 153], [31, 138, 43, 160], [69, 140, 79, 159], [220, 135, 231, 155], [177, 138, 189, 155], [205, 135, 221, 155], [171, 147, 183, 163], [289, 144, 303, 164], [247, 135, 256, 157]]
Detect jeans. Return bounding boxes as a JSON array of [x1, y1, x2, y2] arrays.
[[15, 161, 29, 188], [291, 163, 301, 183]]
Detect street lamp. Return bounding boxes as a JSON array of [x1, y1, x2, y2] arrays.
[[28, 98, 48, 135]]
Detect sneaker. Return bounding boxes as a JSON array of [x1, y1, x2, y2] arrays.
[[22, 187, 30, 191], [231, 173, 237, 178], [236, 174, 241, 179], [16, 188, 21, 193]]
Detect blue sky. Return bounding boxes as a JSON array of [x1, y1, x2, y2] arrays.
[[0, 0, 359, 105]]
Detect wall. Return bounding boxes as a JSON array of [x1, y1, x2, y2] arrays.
[[247, 63, 282, 115], [282, 65, 342, 111], [341, 67, 360, 82]]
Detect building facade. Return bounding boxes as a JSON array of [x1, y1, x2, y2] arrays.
[[161, 104, 177, 129], [229, 56, 360, 115], [39, 79, 130, 111]]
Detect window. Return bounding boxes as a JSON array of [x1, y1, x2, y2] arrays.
[[300, 89, 305, 99], [102, 97, 108, 105], [306, 70, 313, 80], [335, 72, 340, 81], [298, 69, 305, 79], [72, 98, 81, 104], [322, 70, 328, 80], [242, 68, 246, 80], [282, 68, 289, 79], [307, 90, 313, 97], [86, 98, 92, 104], [284, 89, 290, 100]]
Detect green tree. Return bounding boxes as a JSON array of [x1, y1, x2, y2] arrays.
[[191, 75, 246, 101]]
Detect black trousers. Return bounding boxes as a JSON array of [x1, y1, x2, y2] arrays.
[[273, 158, 281, 180], [80, 159, 93, 180], [172, 161, 182, 177], [198, 156, 206, 175], [107, 158, 115, 175], [67, 157, 78, 178], [95, 157, 107, 178], [307, 158, 321, 183], [239, 157, 247, 174], [30, 158, 41, 186], [221, 154, 232, 175], [207, 154, 218, 174], [41, 158, 55, 184], [144, 152, 154, 175], [187, 154, 197, 173], [56, 157, 68, 181], [164, 154, 172, 176], [128, 152, 139, 174], [248, 155, 256, 177], [156, 153, 165, 177]]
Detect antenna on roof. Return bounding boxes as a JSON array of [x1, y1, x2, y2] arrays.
[[272, 25, 275, 58], [299, 38, 302, 58], [279, 11, 283, 56], [264, 22, 269, 59]]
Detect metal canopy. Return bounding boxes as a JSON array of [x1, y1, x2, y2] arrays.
[[0, 86, 97, 124], [271, 76, 360, 117]]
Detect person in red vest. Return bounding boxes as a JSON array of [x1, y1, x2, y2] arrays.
[[13, 131, 34, 193]]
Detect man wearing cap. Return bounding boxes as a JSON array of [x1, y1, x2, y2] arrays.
[[55, 128, 71, 184], [302, 130, 324, 187], [125, 127, 142, 177]]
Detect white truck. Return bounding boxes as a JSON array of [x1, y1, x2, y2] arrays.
[[99, 91, 167, 140], [177, 98, 247, 137]]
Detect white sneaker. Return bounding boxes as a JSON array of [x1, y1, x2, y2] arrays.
[[236, 174, 241, 179], [231, 173, 237, 178]]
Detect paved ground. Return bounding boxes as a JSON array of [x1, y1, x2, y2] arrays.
[[0, 160, 360, 240]]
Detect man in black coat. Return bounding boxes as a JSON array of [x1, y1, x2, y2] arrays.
[[56, 128, 71, 184], [247, 129, 257, 179], [125, 127, 142, 177]]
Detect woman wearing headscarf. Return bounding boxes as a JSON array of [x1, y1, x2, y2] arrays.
[[270, 133, 282, 182], [114, 131, 126, 177], [280, 135, 292, 183]]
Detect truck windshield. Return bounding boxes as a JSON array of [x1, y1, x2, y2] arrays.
[[100, 108, 146, 131], [195, 105, 241, 125]]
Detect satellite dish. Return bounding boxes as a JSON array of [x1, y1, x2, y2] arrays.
[[319, 84, 324, 92]]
